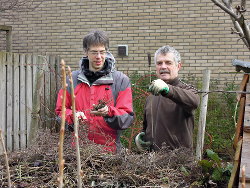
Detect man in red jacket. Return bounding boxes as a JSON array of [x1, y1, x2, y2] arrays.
[[55, 30, 134, 153]]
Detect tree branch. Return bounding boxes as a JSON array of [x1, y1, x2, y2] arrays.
[[211, 0, 238, 19], [241, 0, 246, 10], [211, 0, 250, 49], [0, 0, 43, 20]]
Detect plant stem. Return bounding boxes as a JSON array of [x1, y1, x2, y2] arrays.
[[68, 66, 82, 187], [58, 59, 66, 188], [0, 129, 12, 188]]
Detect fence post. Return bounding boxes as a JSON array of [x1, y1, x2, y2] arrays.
[[196, 69, 211, 160]]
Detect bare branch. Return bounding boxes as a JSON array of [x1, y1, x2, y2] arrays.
[[0, 0, 31, 12], [0, 0, 43, 20], [222, 0, 232, 8], [241, 0, 246, 10], [68, 66, 83, 188], [211, 0, 238, 19], [234, 21, 250, 48], [243, 19, 250, 43], [211, 0, 250, 49]]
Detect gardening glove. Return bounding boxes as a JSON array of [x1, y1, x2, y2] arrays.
[[135, 132, 151, 152], [76, 111, 87, 121], [149, 79, 169, 96]]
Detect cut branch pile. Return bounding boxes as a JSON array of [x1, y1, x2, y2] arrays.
[[0, 129, 202, 187]]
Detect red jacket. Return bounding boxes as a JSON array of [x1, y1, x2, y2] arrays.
[[55, 55, 134, 153]]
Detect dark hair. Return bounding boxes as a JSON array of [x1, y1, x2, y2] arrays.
[[82, 30, 109, 52]]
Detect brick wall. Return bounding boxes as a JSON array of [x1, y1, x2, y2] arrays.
[[0, 0, 249, 87]]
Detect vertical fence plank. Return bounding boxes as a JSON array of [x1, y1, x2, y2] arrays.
[[32, 55, 38, 128], [39, 57, 45, 129], [32, 55, 37, 91], [26, 54, 33, 141], [0, 52, 7, 154], [50, 56, 57, 130], [19, 54, 26, 149], [6, 53, 13, 151], [54, 56, 61, 131], [28, 55, 45, 145], [13, 53, 20, 150], [44, 56, 50, 129], [55, 56, 61, 92]]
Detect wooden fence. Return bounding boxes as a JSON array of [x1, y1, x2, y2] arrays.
[[0, 51, 61, 153]]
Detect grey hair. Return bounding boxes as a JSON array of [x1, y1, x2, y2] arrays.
[[83, 30, 109, 52], [154, 45, 181, 65]]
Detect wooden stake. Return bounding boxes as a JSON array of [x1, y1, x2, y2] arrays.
[[196, 69, 211, 160], [58, 59, 66, 188]]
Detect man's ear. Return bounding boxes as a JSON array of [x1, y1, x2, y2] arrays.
[[178, 62, 182, 70], [83, 49, 88, 56]]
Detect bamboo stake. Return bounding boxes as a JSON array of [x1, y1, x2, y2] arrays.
[[68, 66, 83, 187], [0, 129, 12, 188], [58, 59, 67, 188]]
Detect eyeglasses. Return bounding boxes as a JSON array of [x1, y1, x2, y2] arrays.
[[88, 50, 107, 56]]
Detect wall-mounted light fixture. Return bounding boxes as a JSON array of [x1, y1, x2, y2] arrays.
[[117, 45, 128, 57]]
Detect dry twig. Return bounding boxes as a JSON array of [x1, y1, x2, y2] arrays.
[[0, 129, 12, 188]]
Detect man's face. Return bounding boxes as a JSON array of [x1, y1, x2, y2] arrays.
[[86, 45, 106, 72], [155, 52, 181, 82]]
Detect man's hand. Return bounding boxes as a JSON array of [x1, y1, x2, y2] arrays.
[[90, 105, 109, 117], [148, 79, 169, 95], [76, 111, 87, 121], [135, 132, 151, 152]]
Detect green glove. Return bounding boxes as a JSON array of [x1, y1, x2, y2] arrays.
[[135, 132, 151, 152], [148, 79, 169, 95]]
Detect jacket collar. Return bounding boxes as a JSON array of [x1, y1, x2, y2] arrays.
[[167, 77, 180, 86], [78, 55, 115, 85]]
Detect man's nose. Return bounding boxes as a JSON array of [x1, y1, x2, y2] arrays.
[[96, 53, 102, 58], [161, 63, 168, 68]]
